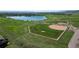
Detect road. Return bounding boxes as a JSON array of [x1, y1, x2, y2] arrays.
[[68, 29, 79, 48]]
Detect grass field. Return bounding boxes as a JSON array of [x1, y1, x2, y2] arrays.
[[0, 14, 76, 48], [30, 24, 63, 39]]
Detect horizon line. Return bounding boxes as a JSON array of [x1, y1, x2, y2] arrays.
[[0, 10, 76, 12]]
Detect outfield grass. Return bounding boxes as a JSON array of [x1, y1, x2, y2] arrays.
[[30, 24, 63, 39]]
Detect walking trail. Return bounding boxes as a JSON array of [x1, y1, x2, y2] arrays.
[[68, 25, 79, 48]]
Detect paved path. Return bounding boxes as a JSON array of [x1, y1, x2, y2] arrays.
[[68, 29, 79, 48]]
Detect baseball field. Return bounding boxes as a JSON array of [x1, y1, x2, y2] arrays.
[[30, 24, 67, 40]]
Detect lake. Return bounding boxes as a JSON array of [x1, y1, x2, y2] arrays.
[[7, 16, 47, 21]]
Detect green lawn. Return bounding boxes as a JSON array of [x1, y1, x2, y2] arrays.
[[30, 24, 63, 39]]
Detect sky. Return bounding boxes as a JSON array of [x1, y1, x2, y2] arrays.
[[0, 0, 79, 12]]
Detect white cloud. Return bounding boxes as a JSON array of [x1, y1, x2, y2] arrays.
[[0, 0, 79, 11]]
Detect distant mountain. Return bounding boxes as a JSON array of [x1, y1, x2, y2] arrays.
[[0, 10, 79, 16], [60, 10, 79, 14]]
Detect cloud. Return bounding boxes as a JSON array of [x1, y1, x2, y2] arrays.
[[0, 0, 79, 11]]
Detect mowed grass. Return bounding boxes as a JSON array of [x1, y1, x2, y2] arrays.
[[30, 24, 63, 39]]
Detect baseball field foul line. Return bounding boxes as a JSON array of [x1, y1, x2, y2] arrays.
[[56, 27, 67, 40]]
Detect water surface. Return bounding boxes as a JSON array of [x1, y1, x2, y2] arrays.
[[7, 16, 47, 21]]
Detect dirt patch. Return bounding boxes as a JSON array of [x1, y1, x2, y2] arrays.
[[49, 24, 67, 30]]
